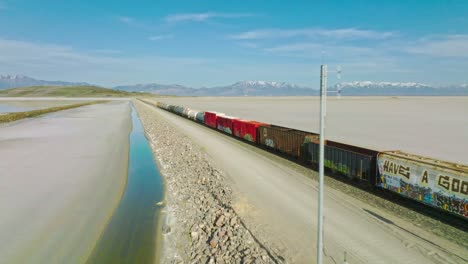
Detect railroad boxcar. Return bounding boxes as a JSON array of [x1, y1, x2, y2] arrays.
[[257, 125, 319, 158], [196, 112, 205, 123], [183, 107, 191, 118], [300, 140, 377, 184], [156, 101, 167, 110], [377, 151, 468, 219], [174, 106, 185, 116], [167, 105, 175, 112], [232, 120, 269, 143], [217, 115, 238, 134], [204, 111, 225, 128], [187, 109, 199, 121]]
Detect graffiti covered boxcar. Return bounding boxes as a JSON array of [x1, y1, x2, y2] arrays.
[[233, 120, 268, 143], [378, 151, 468, 219], [204, 111, 224, 128], [301, 141, 377, 184], [217, 116, 238, 134]]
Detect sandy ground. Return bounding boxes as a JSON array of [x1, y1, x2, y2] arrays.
[[144, 104, 467, 264], [158, 96, 468, 165], [0, 101, 131, 263]]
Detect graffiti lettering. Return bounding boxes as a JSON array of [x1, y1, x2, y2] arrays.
[[452, 179, 460, 192], [434, 192, 468, 217], [421, 171, 428, 183], [437, 175, 468, 195], [462, 181, 468, 195], [438, 175, 450, 190], [265, 138, 275, 148], [383, 160, 410, 179]]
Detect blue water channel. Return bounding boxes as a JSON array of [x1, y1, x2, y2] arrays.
[[87, 106, 164, 264]]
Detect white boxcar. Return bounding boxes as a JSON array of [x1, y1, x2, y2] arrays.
[[377, 151, 468, 219]]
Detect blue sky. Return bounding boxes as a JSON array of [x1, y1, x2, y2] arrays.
[[0, 0, 467, 87]]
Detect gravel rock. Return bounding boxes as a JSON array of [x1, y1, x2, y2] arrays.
[[135, 101, 274, 263]]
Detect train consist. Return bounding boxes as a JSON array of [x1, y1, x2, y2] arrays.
[[142, 99, 468, 219]]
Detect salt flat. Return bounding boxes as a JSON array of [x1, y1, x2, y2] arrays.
[[158, 96, 468, 164], [0, 101, 131, 263]]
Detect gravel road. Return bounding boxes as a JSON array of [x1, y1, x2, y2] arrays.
[[135, 100, 467, 264]]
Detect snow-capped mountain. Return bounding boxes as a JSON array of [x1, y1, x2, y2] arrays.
[[338, 81, 430, 89], [115, 80, 316, 96], [332, 81, 468, 95], [230, 81, 303, 89], [0, 75, 90, 89], [116, 80, 468, 96], [2, 75, 467, 96]]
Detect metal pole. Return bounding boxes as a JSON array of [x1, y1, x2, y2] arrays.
[[317, 64, 327, 264]]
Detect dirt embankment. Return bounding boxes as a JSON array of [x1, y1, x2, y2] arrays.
[[134, 101, 276, 264]]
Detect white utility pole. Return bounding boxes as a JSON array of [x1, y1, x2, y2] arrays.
[[317, 64, 327, 264]]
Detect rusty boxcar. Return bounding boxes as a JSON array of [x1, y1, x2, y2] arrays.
[[257, 125, 318, 158]]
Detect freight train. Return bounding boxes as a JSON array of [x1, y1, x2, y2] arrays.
[[141, 99, 468, 220]]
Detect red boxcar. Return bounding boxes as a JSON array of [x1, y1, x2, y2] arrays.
[[217, 115, 238, 134], [204, 111, 224, 128], [233, 119, 269, 143]]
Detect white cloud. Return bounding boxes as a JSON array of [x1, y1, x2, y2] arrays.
[[149, 34, 173, 41], [0, 38, 208, 86], [404, 35, 468, 57], [165, 12, 254, 23], [230, 28, 395, 40]]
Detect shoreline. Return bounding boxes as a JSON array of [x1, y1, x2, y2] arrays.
[[0, 101, 132, 263], [0, 100, 108, 123]]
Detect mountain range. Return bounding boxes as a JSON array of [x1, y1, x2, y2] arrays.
[[0, 75, 89, 89], [115, 80, 468, 96], [114, 81, 318, 96], [1, 75, 468, 96]]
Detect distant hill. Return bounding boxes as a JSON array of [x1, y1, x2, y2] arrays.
[[116, 80, 468, 96], [3, 75, 468, 96], [115, 83, 196, 95], [0, 75, 90, 90], [115, 81, 318, 96], [0, 85, 135, 97]]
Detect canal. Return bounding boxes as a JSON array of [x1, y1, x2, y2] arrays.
[[87, 106, 164, 264]]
